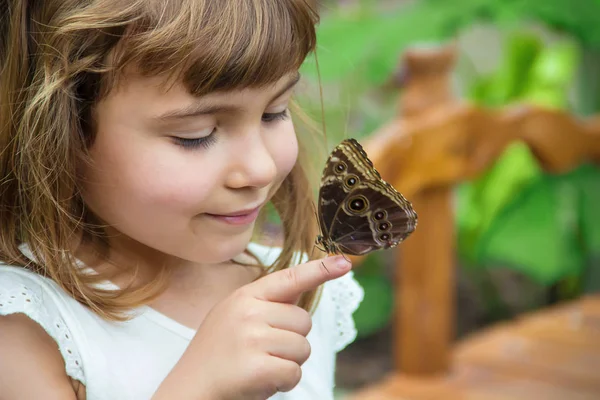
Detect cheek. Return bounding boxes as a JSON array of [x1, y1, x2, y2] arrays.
[[269, 122, 298, 182], [134, 155, 214, 208], [133, 167, 213, 210], [82, 133, 218, 218]]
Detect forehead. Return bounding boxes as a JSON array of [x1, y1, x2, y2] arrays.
[[96, 70, 301, 125], [111, 69, 300, 101]]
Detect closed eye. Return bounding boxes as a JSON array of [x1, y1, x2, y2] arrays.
[[262, 109, 289, 123], [172, 129, 217, 150], [173, 109, 289, 150]]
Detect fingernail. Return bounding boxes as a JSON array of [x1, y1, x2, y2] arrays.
[[333, 256, 351, 270]]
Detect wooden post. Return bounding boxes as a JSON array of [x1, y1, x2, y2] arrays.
[[393, 43, 457, 375], [396, 187, 454, 374]]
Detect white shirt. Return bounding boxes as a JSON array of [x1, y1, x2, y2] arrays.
[[0, 243, 363, 399]]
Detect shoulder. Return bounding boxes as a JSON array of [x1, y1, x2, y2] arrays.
[[0, 265, 86, 385], [0, 312, 79, 399], [248, 243, 364, 352]]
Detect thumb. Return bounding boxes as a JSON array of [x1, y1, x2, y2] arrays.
[[247, 255, 351, 303]]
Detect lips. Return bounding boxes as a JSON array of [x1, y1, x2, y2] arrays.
[[206, 204, 263, 226], [216, 206, 261, 217]]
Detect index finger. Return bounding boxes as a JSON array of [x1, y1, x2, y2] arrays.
[[247, 255, 351, 303]]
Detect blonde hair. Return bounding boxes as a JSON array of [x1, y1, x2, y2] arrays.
[[0, 0, 323, 320]]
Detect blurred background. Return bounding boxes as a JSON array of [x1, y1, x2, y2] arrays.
[[290, 0, 600, 398]]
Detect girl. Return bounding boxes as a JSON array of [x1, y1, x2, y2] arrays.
[[0, 0, 364, 399]]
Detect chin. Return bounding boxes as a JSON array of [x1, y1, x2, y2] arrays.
[[187, 227, 255, 264]]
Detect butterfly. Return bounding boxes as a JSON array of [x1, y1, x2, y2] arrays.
[[315, 138, 418, 256]]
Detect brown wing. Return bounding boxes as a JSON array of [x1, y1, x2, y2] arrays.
[[327, 181, 417, 255], [318, 138, 380, 237], [318, 138, 418, 255]]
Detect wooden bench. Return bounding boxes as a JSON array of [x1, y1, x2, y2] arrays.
[[347, 43, 600, 399]]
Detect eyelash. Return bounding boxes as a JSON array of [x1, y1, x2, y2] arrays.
[[173, 109, 290, 150], [261, 109, 290, 123], [173, 130, 217, 149]]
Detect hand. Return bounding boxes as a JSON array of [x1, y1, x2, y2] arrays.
[[153, 255, 352, 400]]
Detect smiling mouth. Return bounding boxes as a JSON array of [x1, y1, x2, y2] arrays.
[[205, 205, 263, 226]]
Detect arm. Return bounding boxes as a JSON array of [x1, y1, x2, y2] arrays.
[[0, 314, 80, 400]]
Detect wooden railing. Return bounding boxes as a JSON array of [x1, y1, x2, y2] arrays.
[[351, 42, 600, 377]]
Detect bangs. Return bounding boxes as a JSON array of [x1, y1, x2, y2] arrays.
[[111, 0, 318, 95]]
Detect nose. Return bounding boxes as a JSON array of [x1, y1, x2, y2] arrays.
[[225, 135, 277, 189]]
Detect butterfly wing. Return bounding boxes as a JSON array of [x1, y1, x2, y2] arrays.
[[318, 138, 379, 238], [320, 138, 382, 183], [317, 138, 417, 256], [329, 180, 417, 255]]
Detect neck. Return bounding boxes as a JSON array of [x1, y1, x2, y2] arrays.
[[74, 227, 262, 292]]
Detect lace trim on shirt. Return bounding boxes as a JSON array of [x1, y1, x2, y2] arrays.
[[329, 271, 364, 352], [0, 281, 86, 384]]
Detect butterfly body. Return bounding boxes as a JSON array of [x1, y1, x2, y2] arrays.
[[316, 138, 417, 256]]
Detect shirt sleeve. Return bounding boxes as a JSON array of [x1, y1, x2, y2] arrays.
[[0, 265, 86, 384], [282, 270, 364, 399], [323, 270, 365, 352]]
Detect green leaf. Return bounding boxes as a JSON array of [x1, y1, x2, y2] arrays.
[[571, 164, 600, 255], [456, 142, 542, 263], [520, 40, 580, 108], [350, 253, 394, 338], [482, 31, 543, 106], [301, 1, 448, 84], [567, 164, 600, 293], [301, 16, 381, 81], [352, 273, 394, 338], [458, 32, 580, 283], [477, 173, 585, 284]]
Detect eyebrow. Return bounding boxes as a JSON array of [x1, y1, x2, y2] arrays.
[[155, 72, 301, 121]]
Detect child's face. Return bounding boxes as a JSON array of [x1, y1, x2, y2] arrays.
[[81, 71, 300, 264]]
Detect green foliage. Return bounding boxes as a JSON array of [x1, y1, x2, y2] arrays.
[[423, 0, 600, 49], [297, 1, 452, 147], [578, 165, 600, 254], [573, 165, 600, 293], [456, 142, 542, 264], [471, 32, 544, 106], [303, 2, 447, 84], [478, 164, 600, 285], [458, 30, 600, 299], [521, 41, 581, 108], [467, 31, 580, 108], [351, 253, 394, 338], [462, 30, 600, 299], [478, 173, 583, 284], [458, 32, 583, 279]]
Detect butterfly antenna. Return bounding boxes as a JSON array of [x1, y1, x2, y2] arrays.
[[310, 201, 320, 226], [314, 49, 327, 143], [311, 201, 325, 257]]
